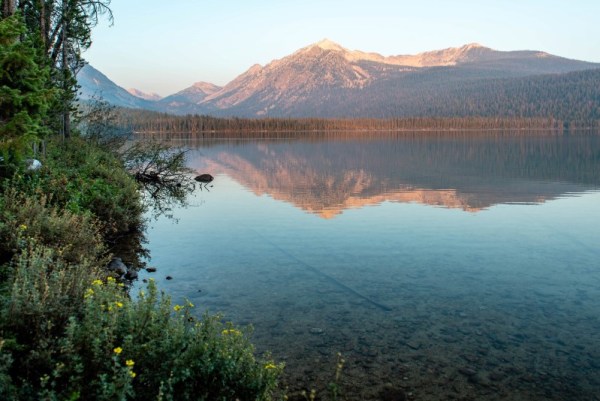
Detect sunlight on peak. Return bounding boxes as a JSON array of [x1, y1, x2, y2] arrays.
[[462, 42, 485, 49], [314, 38, 345, 51]]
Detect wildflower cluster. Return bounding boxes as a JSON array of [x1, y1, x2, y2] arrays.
[[83, 277, 127, 313]]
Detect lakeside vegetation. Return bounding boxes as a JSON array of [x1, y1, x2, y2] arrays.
[[113, 109, 600, 135], [0, 4, 280, 400]]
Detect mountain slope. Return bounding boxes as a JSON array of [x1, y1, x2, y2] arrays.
[[158, 82, 221, 114], [79, 41, 600, 118], [202, 40, 599, 117], [78, 64, 155, 109], [127, 88, 162, 101]]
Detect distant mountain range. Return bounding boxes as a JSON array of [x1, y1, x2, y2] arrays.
[[78, 39, 600, 118]]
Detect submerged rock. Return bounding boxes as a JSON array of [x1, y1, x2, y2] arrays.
[[379, 385, 407, 401], [146, 266, 157, 273]]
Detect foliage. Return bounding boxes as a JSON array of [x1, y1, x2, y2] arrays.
[[0, 137, 145, 256], [0, 259, 282, 400], [112, 108, 597, 137], [6, 0, 114, 139], [0, 13, 55, 173], [120, 140, 196, 219], [0, 188, 105, 266], [78, 97, 129, 151]]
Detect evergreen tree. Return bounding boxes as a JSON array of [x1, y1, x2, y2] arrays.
[[5, 0, 112, 138], [0, 13, 55, 174]]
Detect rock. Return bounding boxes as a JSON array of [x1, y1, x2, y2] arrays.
[[379, 385, 407, 401], [125, 269, 138, 280], [488, 371, 503, 381], [458, 367, 477, 377], [146, 266, 157, 273], [108, 257, 127, 276], [165, 275, 173, 280], [25, 158, 42, 171], [404, 341, 421, 350], [194, 174, 214, 183]]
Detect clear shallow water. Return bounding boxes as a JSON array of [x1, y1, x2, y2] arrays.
[[138, 132, 600, 400]]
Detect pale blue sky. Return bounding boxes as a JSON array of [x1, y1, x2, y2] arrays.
[[84, 0, 600, 96]]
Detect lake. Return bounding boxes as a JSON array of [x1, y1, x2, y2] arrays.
[[137, 132, 600, 401]]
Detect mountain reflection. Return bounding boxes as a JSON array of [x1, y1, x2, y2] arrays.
[[172, 132, 600, 217]]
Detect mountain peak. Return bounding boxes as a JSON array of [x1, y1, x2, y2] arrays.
[[462, 42, 485, 49], [192, 81, 221, 94], [127, 88, 162, 101], [313, 38, 345, 51]]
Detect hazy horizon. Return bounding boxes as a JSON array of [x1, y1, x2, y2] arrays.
[[84, 0, 600, 96]]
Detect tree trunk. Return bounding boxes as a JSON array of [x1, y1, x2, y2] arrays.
[[2, 0, 16, 18], [39, 0, 46, 46], [61, 16, 71, 139]]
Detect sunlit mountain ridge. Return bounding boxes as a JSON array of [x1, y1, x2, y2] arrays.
[[79, 40, 600, 119]]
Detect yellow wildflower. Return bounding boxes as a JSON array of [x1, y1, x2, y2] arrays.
[[84, 288, 94, 299], [91, 279, 103, 286], [113, 347, 123, 355], [126, 359, 135, 367], [264, 363, 277, 369], [129, 371, 136, 378], [173, 305, 183, 312], [115, 301, 124, 308], [106, 276, 116, 283], [221, 329, 241, 336], [187, 301, 194, 308], [118, 283, 125, 287], [18, 224, 27, 231]]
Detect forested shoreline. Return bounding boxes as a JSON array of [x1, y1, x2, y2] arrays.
[[113, 108, 600, 135]]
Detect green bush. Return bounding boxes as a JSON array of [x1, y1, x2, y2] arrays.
[[38, 138, 145, 241], [0, 189, 105, 266], [1, 137, 146, 256], [1, 262, 282, 400]]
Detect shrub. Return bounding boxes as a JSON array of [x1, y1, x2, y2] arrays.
[[40, 137, 146, 241], [1, 270, 282, 401], [1, 137, 146, 259], [0, 189, 105, 266]]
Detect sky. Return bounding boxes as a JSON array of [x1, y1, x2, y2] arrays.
[[84, 0, 600, 96]]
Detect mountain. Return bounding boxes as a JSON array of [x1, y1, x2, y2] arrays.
[[157, 82, 221, 114], [79, 40, 600, 118], [77, 64, 155, 109], [201, 39, 599, 117], [127, 88, 162, 101]]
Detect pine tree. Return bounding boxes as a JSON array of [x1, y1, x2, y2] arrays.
[[0, 13, 56, 174]]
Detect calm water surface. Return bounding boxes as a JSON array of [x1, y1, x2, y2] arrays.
[[139, 132, 600, 401]]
